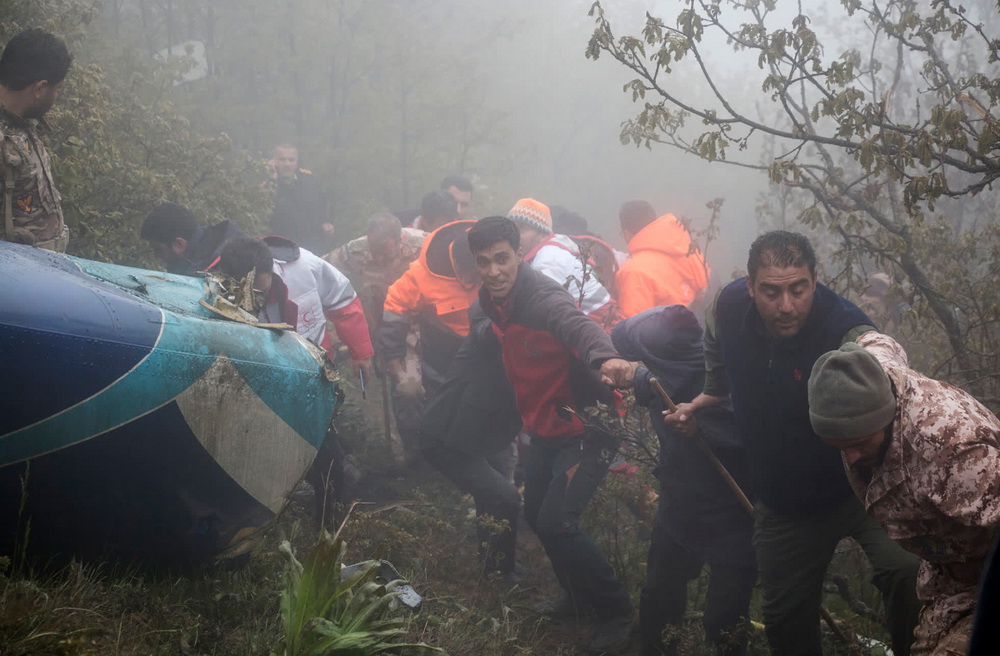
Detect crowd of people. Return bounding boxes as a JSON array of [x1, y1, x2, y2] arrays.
[[4, 28, 1000, 656]]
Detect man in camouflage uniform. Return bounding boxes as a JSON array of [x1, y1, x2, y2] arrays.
[[327, 213, 426, 457], [327, 213, 426, 321], [809, 332, 1000, 655], [0, 29, 72, 252]]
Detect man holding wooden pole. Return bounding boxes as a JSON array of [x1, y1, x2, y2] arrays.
[[665, 231, 921, 656], [612, 304, 756, 656]]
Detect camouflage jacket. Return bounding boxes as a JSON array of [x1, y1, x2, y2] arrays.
[[0, 103, 64, 245], [855, 331, 1000, 635], [325, 227, 425, 326]]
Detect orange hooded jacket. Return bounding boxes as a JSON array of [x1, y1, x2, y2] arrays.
[[381, 221, 479, 363], [616, 214, 709, 318]]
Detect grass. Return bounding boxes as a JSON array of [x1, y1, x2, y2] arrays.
[[0, 397, 898, 656], [0, 553, 281, 655]]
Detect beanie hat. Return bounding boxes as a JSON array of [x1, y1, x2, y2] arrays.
[[808, 342, 896, 440], [507, 198, 552, 234], [611, 305, 703, 363], [611, 305, 705, 402]]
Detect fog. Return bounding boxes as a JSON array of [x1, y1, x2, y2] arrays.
[[431, 0, 771, 273], [99, 0, 996, 276], [90, 0, 768, 275]]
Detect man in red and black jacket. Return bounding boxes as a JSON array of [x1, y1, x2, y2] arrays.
[[467, 216, 635, 655]]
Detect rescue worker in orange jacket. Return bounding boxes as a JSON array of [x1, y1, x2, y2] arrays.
[[616, 200, 709, 318], [380, 220, 480, 454]]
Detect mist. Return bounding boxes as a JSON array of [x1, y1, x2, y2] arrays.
[[88, 0, 776, 275], [88, 0, 996, 276]]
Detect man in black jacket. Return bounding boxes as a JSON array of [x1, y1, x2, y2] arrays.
[[468, 216, 635, 655], [665, 231, 920, 656], [419, 303, 522, 580], [267, 143, 332, 255], [612, 305, 755, 656], [140, 202, 247, 276]]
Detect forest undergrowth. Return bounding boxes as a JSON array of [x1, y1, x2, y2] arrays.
[[1, 388, 894, 656]]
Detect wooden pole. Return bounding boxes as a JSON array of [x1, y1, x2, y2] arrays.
[[647, 377, 853, 645], [649, 377, 753, 514]]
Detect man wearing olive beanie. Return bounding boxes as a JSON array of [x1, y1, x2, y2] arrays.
[[809, 342, 897, 449], [810, 332, 1000, 656]]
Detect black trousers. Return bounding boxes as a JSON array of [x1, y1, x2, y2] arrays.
[[753, 497, 920, 656], [523, 431, 633, 620], [423, 443, 520, 574], [640, 512, 757, 656]]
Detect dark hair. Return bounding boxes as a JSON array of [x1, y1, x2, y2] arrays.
[[217, 237, 273, 279], [367, 212, 402, 243], [619, 200, 658, 235], [551, 205, 590, 235], [747, 230, 817, 281], [421, 189, 458, 222], [440, 175, 473, 194], [450, 237, 477, 281], [0, 29, 73, 91], [141, 202, 199, 243], [468, 216, 519, 253]]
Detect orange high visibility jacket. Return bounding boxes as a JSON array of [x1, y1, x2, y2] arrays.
[[381, 221, 479, 381], [616, 214, 709, 318]]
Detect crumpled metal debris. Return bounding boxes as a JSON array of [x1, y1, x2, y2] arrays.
[[201, 270, 292, 330], [340, 559, 423, 611]]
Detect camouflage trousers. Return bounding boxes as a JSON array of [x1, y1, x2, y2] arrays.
[[33, 224, 69, 253], [2, 223, 68, 252], [913, 613, 972, 656]]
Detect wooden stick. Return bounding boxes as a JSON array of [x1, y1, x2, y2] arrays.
[[649, 376, 853, 645], [381, 370, 393, 446], [650, 377, 753, 514], [819, 605, 853, 645], [650, 377, 679, 413]]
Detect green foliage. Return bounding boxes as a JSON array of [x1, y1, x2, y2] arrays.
[[2, 2, 270, 266], [51, 65, 269, 265], [79, 0, 513, 240], [275, 532, 443, 656], [588, 0, 1000, 407]]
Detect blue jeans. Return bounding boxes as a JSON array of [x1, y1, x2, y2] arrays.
[[523, 430, 633, 620]]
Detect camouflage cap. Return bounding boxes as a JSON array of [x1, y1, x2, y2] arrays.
[[808, 342, 897, 439]]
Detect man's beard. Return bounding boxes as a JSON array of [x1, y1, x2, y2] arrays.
[[22, 97, 55, 120], [851, 427, 894, 485]]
